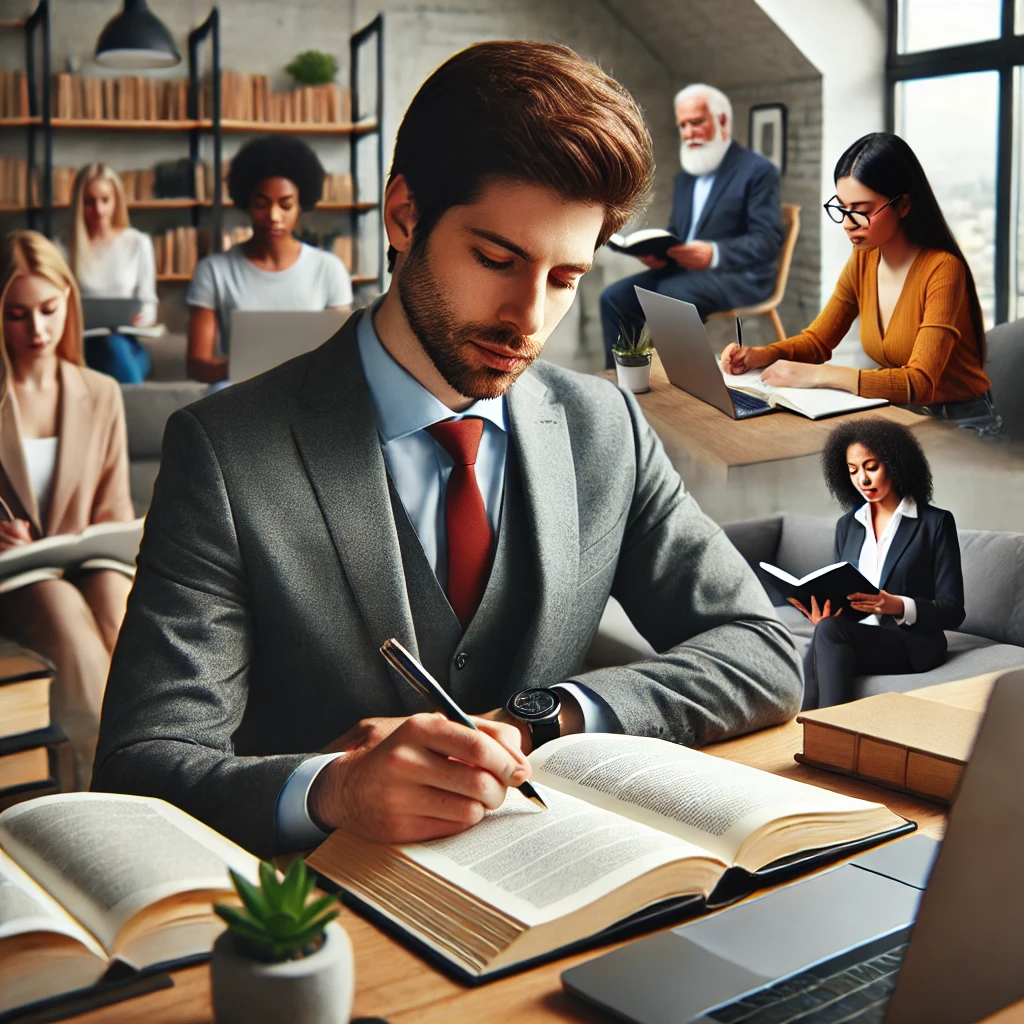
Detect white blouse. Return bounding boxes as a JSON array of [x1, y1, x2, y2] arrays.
[[21, 436, 59, 526], [67, 227, 158, 326]]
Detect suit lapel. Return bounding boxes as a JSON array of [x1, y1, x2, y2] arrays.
[[676, 173, 696, 241], [840, 514, 865, 567], [289, 315, 422, 715], [46, 360, 91, 536], [693, 141, 743, 239], [0, 380, 42, 535], [504, 369, 578, 683], [879, 515, 920, 591]]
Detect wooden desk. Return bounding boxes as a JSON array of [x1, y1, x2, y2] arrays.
[[69, 674, 1021, 1024], [604, 353, 933, 470]]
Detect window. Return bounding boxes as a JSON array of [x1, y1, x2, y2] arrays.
[[888, 0, 1024, 324]]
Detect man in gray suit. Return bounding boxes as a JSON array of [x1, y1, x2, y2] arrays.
[[94, 42, 802, 857]]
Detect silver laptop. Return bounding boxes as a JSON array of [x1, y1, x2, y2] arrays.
[[563, 666, 1024, 1024], [81, 297, 145, 332], [229, 309, 349, 383], [633, 287, 775, 419]]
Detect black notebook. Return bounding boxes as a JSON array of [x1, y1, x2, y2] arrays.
[[606, 228, 683, 259], [307, 733, 913, 983], [758, 561, 879, 620]]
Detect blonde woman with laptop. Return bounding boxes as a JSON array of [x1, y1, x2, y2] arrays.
[[62, 163, 157, 383], [0, 231, 135, 787]]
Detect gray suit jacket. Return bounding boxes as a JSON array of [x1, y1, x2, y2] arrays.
[[93, 313, 801, 855]]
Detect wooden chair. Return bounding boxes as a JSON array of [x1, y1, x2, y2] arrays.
[[709, 203, 801, 343]]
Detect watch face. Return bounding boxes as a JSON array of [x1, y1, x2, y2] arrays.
[[512, 688, 558, 720]]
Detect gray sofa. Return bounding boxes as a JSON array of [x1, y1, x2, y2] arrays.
[[723, 513, 1024, 697]]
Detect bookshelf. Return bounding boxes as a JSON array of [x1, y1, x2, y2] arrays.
[[1, 7, 386, 291]]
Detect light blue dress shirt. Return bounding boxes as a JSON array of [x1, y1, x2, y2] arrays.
[[685, 172, 720, 268], [275, 305, 616, 849]]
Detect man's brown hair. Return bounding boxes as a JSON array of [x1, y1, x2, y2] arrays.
[[387, 40, 654, 270]]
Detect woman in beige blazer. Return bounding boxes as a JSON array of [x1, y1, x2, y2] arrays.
[[0, 230, 135, 788]]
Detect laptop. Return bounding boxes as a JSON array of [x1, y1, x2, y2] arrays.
[[633, 287, 774, 419], [563, 667, 1024, 1024], [81, 297, 145, 332], [229, 309, 349, 383]]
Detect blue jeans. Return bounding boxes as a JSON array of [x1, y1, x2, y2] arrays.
[[84, 333, 151, 384]]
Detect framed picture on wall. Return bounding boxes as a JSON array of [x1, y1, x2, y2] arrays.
[[749, 103, 787, 175]]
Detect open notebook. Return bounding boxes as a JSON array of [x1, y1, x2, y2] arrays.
[[723, 369, 888, 420]]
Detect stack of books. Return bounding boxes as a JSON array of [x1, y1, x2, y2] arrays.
[[217, 72, 351, 124], [153, 226, 201, 277], [0, 640, 65, 811], [0, 70, 30, 118], [50, 74, 192, 121]]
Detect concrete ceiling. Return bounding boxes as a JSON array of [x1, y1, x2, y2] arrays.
[[598, 0, 819, 88]]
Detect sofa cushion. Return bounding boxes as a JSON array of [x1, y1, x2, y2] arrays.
[[958, 528, 1024, 646], [854, 644, 1024, 697], [121, 381, 205, 459]]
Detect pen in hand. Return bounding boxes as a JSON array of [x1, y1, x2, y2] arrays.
[[379, 638, 548, 810], [735, 315, 743, 349]]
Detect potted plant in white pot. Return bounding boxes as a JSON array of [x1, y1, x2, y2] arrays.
[[612, 319, 655, 394], [211, 858, 354, 1024]]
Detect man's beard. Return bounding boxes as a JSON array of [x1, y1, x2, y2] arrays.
[[680, 132, 729, 177], [397, 239, 543, 401]]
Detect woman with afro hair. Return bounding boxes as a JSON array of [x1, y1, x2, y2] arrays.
[[795, 417, 964, 708], [186, 136, 352, 384]]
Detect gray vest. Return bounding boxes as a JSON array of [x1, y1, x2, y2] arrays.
[[388, 452, 536, 715]]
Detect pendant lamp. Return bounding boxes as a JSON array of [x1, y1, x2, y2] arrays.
[[95, 0, 181, 69]]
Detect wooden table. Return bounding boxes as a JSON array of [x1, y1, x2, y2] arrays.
[[605, 353, 931, 470], [69, 673, 1022, 1024]]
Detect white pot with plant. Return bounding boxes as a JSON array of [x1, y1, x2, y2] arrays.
[[211, 858, 354, 1024], [612, 320, 654, 394]]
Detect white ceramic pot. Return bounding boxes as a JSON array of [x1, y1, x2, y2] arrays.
[[211, 921, 355, 1024], [614, 354, 652, 394]]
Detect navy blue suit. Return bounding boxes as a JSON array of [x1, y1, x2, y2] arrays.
[[803, 503, 965, 708], [600, 140, 782, 367]]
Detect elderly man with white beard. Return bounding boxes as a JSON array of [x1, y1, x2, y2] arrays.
[[600, 83, 783, 367]]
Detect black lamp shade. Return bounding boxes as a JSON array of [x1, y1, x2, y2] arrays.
[[95, 0, 181, 69]]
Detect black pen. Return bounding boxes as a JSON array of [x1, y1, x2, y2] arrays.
[[735, 315, 743, 349], [379, 638, 548, 810]]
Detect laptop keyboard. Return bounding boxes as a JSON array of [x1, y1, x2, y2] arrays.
[[730, 390, 773, 417], [707, 941, 908, 1024]]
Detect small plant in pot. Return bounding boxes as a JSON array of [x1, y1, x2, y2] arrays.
[[612, 318, 655, 394], [211, 858, 354, 1024]]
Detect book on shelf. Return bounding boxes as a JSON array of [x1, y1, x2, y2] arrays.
[[796, 691, 985, 803], [49, 74, 191, 122], [307, 732, 911, 982], [722, 368, 889, 419], [0, 792, 260, 1017], [215, 71, 351, 125], [0, 519, 143, 597], [605, 228, 683, 259], [0, 70, 30, 119], [0, 642, 52, 742], [757, 560, 879, 620], [0, 726, 65, 798]]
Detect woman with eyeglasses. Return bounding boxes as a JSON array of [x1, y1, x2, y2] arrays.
[[721, 133, 998, 429]]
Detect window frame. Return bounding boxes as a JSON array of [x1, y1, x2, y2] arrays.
[[886, 0, 1021, 323]]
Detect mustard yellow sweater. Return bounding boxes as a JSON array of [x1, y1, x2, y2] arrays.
[[766, 247, 990, 404]]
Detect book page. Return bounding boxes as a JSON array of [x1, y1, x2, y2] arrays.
[[0, 849, 104, 957], [0, 519, 144, 580], [530, 734, 882, 865], [403, 786, 723, 927], [0, 794, 258, 953], [722, 367, 778, 397], [772, 387, 888, 419]]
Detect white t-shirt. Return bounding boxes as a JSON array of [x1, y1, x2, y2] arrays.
[[21, 436, 59, 526], [186, 244, 353, 356], [63, 227, 159, 326]]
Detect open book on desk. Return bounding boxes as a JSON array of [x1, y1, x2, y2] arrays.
[[0, 793, 259, 1018], [307, 733, 912, 983], [723, 368, 888, 420], [0, 518, 144, 595]]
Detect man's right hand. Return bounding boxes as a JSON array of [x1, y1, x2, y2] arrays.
[[637, 254, 668, 270], [720, 342, 776, 375], [308, 713, 533, 844]]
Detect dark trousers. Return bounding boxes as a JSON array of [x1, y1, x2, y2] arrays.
[[85, 333, 151, 384], [599, 266, 767, 369], [801, 616, 942, 709]]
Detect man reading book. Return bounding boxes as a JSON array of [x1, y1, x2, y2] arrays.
[[93, 42, 802, 857]]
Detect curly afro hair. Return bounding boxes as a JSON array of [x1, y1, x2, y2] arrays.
[[821, 417, 933, 511], [227, 136, 325, 212]]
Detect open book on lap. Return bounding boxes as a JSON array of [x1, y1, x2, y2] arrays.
[[722, 368, 889, 420], [0, 519, 144, 595], [605, 229, 683, 259], [758, 560, 879, 619], [0, 793, 259, 1017], [307, 733, 911, 983]]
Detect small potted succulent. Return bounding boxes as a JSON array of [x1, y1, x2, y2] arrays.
[[286, 50, 340, 86], [211, 858, 354, 1024], [612, 318, 655, 394]]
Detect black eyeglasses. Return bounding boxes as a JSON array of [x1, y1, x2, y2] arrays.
[[823, 194, 902, 229]]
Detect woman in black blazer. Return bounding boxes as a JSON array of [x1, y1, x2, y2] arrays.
[[795, 418, 965, 708]]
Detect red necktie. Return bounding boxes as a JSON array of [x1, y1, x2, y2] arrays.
[[427, 417, 494, 630]]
